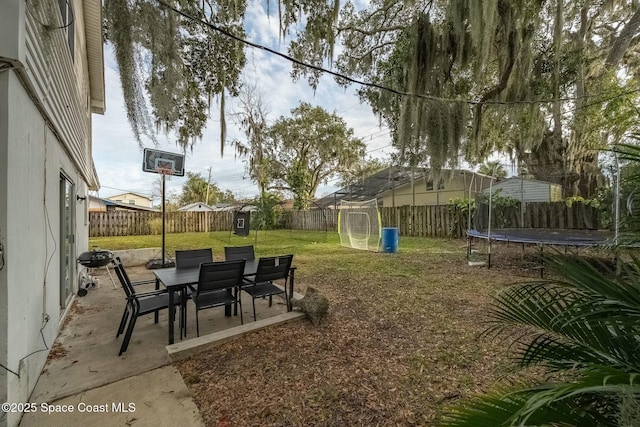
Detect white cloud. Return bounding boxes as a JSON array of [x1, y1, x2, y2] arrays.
[[91, 4, 392, 205]]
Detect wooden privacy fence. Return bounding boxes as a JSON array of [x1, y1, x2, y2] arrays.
[[380, 205, 465, 237], [282, 209, 338, 231], [474, 202, 601, 231], [89, 211, 234, 237], [90, 202, 605, 238]]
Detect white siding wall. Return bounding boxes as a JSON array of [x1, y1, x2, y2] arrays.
[[485, 178, 561, 203], [1, 72, 90, 427], [0, 1, 96, 425], [0, 68, 10, 424], [24, 0, 96, 188]]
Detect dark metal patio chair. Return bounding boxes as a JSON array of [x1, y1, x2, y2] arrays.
[[175, 248, 213, 269], [175, 248, 213, 335], [112, 256, 156, 287], [242, 255, 294, 322], [112, 258, 179, 356], [224, 245, 255, 262], [192, 260, 246, 336]]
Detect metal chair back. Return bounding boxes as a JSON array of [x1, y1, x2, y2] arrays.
[[224, 245, 255, 261], [197, 260, 246, 296], [175, 248, 213, 269], [255, 254, 293, 283]]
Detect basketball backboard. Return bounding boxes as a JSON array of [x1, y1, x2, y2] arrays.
[[142, 148, 185, 176]]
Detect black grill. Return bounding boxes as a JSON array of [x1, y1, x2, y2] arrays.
[[77, 250, 114, 268]]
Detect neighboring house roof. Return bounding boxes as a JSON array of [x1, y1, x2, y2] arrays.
[[107, 191, 151, 200], [89, 196, 158, 212], [178, 202, 215, 212], [315, 167, 493, 208], [212, 203, 256, 212], [379, 169, 494, 194], [107, 191, 152, 201]]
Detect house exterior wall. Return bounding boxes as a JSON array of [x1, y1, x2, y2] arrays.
[[107, 193, 153, 208], [382, 172, 493, 207], [0, 1, 101, 425], [484, 178, 563, 203], [0, 58, 10, 427], [88, 197, 107, 212]]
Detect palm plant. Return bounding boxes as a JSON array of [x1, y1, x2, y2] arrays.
[[441, 255, 640, 426], [441, 142, 640, 426]]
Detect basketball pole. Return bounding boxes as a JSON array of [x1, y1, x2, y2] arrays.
[[162, 172, 166, 267]]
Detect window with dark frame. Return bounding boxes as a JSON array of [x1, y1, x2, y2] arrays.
[[426, 178, 445, 191]]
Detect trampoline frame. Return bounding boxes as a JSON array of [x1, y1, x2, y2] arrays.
[[466, 228, 615, 273]]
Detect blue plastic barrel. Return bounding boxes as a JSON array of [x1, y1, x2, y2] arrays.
[[381, 227, 399, 253]]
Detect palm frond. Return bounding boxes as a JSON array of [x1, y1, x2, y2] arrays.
[[485, 254, 640, 372], [440, 386, 613, 427]]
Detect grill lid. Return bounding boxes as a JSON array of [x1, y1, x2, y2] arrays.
[[78, 250, 114, 268]]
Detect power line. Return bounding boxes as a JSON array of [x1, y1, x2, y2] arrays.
[[354, 125, 388, 137], [367, 144, 392, 153], [156, 0, 640, 108]]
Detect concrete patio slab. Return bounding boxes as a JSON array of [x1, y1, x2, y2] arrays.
[[167, 310, 306, 361], [20, 366, 203, 427], [18, 264, 306, 427]]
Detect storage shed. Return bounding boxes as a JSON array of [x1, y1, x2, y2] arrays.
[[178, 202, 215, 212], [483, 177, 562, 202]]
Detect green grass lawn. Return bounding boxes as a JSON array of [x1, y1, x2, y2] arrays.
[[90, 229, 462, 262], [92, 230, 541, 425]]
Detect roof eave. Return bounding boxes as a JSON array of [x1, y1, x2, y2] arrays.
[[84, 0, 105, 115]]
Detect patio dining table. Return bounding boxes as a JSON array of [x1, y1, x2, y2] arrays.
[[154, 259, 296, 344]]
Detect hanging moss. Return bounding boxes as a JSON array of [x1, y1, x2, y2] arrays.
[[103, 0, 247, 150]]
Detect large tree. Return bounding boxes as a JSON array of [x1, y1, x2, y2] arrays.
[[177, 172, 227, 206], [264, 102, 366, 209], [231, 84, 271, 198], [104, 0, 246, 151], [290, 0, 640, 197], [105, 0, 640, 197]]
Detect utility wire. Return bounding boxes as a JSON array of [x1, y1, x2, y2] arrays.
[[156, 0, 640, 108]]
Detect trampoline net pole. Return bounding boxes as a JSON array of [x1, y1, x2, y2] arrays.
[[615, 153, 620, 247], [487, 173, 494, 268], [467, 173, 474, 260]]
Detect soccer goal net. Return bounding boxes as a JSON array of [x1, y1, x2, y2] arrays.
[[338, 199, 382, 251]]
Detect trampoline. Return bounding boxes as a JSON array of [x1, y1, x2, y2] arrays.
[[466, 228, 617, 273], [467, 228, 613, 247]]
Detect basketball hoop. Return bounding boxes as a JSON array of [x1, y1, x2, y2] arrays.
[[142, 148, 185, 269], [156, 166, 176, 180], [142, 148, 185, 177]]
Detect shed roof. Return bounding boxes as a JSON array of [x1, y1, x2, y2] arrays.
[[177, 202, 215, 211], [490, 177, 561, 187]]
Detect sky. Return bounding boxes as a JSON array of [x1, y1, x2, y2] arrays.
[[91, 1, 394, 207]]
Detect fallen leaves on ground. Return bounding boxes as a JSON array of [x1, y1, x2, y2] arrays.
[[176, 245, 556, 426]]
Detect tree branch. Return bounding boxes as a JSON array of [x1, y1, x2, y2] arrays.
[[605, 5, 640, 68], [473, 7, 517, 141]]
